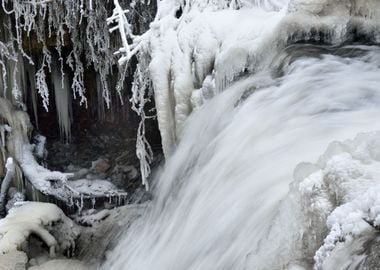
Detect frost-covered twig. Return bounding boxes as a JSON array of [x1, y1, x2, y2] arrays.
[[35, 48, 52, 112], [130, 53, 154, 190], [107, 0, 144, 66]]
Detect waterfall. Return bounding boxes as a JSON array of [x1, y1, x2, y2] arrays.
[[104, 1, 380, 269]]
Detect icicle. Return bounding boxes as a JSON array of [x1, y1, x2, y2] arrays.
[[96, 74, 106, 121], [52, 59, 72, 142], [91, 197, 96, 209], [27, 64, 39, 129]]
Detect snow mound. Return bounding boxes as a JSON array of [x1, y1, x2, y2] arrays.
[[0, 202, 79, 256]]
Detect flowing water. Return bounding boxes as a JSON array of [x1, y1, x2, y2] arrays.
[[104, 44, 380, 269], [104, 2, 380, 269]]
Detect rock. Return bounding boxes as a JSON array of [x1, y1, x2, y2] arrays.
[[91, 159, 111, 174], [0, 250, 27, 270], [76, 205, 146, 263], [0, 202, 79, 257], [110, 165, 139, 189]]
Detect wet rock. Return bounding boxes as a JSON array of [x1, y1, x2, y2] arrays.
[[76, 205, 146, 263], [91, 159, 111, 174]]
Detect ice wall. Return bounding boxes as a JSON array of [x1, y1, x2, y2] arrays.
[[143, 0, 380, 157]]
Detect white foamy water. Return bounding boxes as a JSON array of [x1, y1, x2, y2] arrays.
[[104, 44, 380, 269]]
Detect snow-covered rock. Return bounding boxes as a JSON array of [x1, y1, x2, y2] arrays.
[[0, 202, 79, 257]]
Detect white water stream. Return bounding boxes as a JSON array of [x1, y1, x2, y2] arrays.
[[105, 44, 380, 269]]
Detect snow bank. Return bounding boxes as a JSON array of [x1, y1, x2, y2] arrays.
[[0, 202, 79, 256]]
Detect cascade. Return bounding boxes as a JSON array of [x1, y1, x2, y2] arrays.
[[104, 0, 380, 269]]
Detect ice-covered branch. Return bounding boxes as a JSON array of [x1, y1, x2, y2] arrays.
[[21, 0, 53, 5], [107, 0, 143, 66], [35, 48, 52, 112], [130, 53, 154, 191]]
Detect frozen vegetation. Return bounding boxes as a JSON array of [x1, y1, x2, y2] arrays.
[[2, 0, 380, 269]]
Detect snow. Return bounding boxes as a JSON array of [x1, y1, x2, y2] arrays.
[[68, 179, 123, 197], [19, 144, 70, 191], [0, 202, 78, 256], [0, 250, 28, 270], [29, 259, 90, 270]]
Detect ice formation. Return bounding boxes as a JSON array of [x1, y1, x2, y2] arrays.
[[52, 59, 72, 143], [112, 0, 380, 158], [0, 202, 78, 256], [310, 132, 380, 269]]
